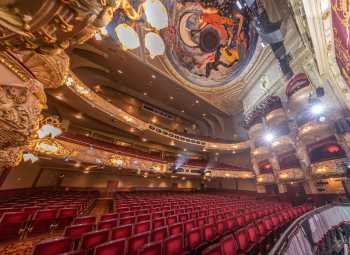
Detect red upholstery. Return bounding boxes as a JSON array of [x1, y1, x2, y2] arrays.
[[166, 216, 178, 225], [73, 216, 96, 225], [216, 220, 227, 236], [235, 229, 251, 253], [184, 220, 196, 234], [57, 208, 78, 229], [100, 213, 118, 222], [23, 206, 41, 216], [202, 243, 222, 255], [221, 234, 238, 255], [236, 215, 246, 228], [137, 241, 162, 255], [134, 221, 151, 234], [93, 239, 127, 255], [164, 234, 185, 255], [31, 209, 58, 234], [33, 237, 73, 255], [111, 225, 133, 240], [225, 217, 237, 232], [64, 224, 95, 240], [202, 224, 216, 242], [152, 218, 165, 229], [59, 251, 87, 255], [151, 226, 168, 242], [196, 217, 206, 226], [79, 229, 110, 250], [169, 223, 183, 235], [127, 232, 150, 255], [120, 216, 136, 226], [0, 212, 29, 241], [187, 227, 202, 250], [137, 214, 151, 222], [98, 219, 118, 230]]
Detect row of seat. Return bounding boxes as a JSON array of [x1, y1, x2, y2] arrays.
[[33, 204, 311, 255]]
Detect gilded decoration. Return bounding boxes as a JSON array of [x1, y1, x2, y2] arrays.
[[0, 0, 117, 54], [21, 52, 70, 89], [332, 0, 350, 87], [28, 138, 72, 158], [0, 146, 23, 167]]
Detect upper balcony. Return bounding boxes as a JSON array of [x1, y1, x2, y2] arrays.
[[286, 73, 312, 111]]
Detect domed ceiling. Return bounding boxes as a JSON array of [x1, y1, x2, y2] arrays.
[[162, 0, 258, 88]]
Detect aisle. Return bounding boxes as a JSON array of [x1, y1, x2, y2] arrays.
[[90, 198, 112, 221]]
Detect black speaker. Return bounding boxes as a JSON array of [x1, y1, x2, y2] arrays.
[[335, 118, 350, 134], [316, 87, 325, 97]]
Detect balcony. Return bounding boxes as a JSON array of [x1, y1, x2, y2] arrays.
[[286, 73, 312, 111], [256, 173, 275, 184], [265, 108, 287, 126], [277, 168, 304, 182], [310, 158, 346, 177], [271, 135, 294, 154], [298, 121, 333, 145]]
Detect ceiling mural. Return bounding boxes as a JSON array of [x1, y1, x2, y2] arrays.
[[109, 0, 258, 89], [162, 0, 258, 88]]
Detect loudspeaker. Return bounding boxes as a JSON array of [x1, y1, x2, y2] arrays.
[[316, 87, 325, 97], [335, 118, 350, 134]]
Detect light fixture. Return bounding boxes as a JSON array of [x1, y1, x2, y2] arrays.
[[183, 148, 187, 152], [115, 23, 140, 50], [145, 32, 165, 59], [170, 140, 175, 146], [117, 69, 123, 74], [236, 0, 243, 10], [151, 74, 156, 79], [83, 170, 89, 174], [95, 33, 102, 41], [142, 138, 147, 142], [130, 127, 135, 133], [202, 148, 207, 152], [311, 103, 324, 115], [264, 132, 275, 142], [181, 110, 185, 113], [319, 116, 326, 122], [169, 96, 174, 100], [143, 92, 148, 96], [195, 100, 199, 104], [74, 162, 81, 168], [75, 113, 83, 119]]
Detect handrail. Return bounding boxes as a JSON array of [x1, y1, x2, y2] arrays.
[[269, 203, 350, 255]]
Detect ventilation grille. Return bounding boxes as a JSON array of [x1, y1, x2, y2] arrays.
[[143, 104, 174, 120]]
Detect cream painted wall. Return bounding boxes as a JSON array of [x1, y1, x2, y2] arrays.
[[0, 162, 41, 190]]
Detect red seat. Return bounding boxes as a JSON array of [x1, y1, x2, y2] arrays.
[[225, 217, 238, 232], [151, 226, 168, 242], [98, 219, 118, 230], [79, 229, 110, 251], [152, 218, 165, 229], [0, 212, 29, 241], [64, 224, 95, 240], [57, 208, 78, 229], [184, 220, 196, 234], [152, 212, 163, 219], [186, 227, 203, 250], [235, 228, 253, 253], [166, 215, 178, 225], [33, 237, 73, 255], [262, 217, 274, 233], [196, 217, 206, 226], [73, 216, 96, 225], [216, 220, 227, 236], [94, 239, 127, 255], [119, 216, 136, 226], [111, 224, 133, 240], [207, 215, 215, 224], [202, 243, 222, 255], [30, 209, 58, 234], [169, 223, 183, 235], [202, 224, 216, 243], [134, 221, 151, 234], [236, 215, 246, 228], [59, 251, 87, 255], [164, 234, 185, 255], [100, 213, 119, 222], [221, 234, 238, 255], [137, 241, 162, 255], [127, 232, 150, 255], [23, 206, 41, 216], [137, 214, 151, 222], [179, 213, 188, 222]]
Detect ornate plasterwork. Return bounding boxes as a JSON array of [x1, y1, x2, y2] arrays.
[[278, 168, 304, 181], [310, 158, 345, 177], [22, 52, 70, 89], [0, 0, 117, 54], [28, 138, 73, 158]]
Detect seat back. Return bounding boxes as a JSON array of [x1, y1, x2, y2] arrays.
[[187, 227, 202, 250], [247, 224, 259, 243], [151, 226, 168, 242], [79, 229, 110, 250], [64, 224, 95, 240], [119, 216, 136, 226], [221, 234, 238, 255], [98, 219, 118, 230], [169, 223, 183, 235], [137, 241, 162, 255], [235, 229, 250, 252], [32, 237, 73, 255], [202, 243, 222, 255], [137, 214, 150, 222], [111, 224, 133, 240], [184, 220, 195, 233], [164, 234, 185, 255], [166, 215, 178, 225], [152, 218, 165, 229], [94, 239, 126, 255], [202, 224, 216, 242], [100, 213, 119, 222], [74, 216, 96, 225], [127, 232, 150, 255], [216, 220, 226, 236], [134, 221, 151, 234]]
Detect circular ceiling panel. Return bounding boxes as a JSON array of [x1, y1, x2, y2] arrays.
[[162, 0, 258, 88]]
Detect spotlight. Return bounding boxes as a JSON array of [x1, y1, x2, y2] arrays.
[[264, 132, 275, 142], [318, 116, 326, 122], [311, 103, 324, 115], [236, 0, 243, 9]]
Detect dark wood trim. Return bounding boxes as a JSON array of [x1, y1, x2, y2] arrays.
[[32, 167, 44, 188], [0, 167, 11, 187]]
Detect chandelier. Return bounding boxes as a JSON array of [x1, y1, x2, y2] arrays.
[[108, 0, 169, 58]]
